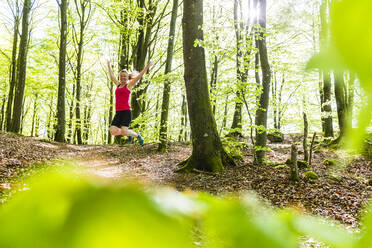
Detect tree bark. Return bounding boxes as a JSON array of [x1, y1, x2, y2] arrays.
[[31, 93, 38, 136], [6, 1, 20, 131], [11, 0, 31, 133], [107, 79, 114, 144], [303, 112, 309, 162], [320, 0, 333, 138], [254, 0, 271, 165], [0, 96, 6, 131], [54, 0, 69, 142], [178, 94, 187, 142], [290, 144, 299, 181], [131, 0, 157, 121], [179, 0, 235, 172], [334, 72, 347, 138], [73, 0, 92, 145], [158, 0, 178, 152], [230, 0, 243, 136]]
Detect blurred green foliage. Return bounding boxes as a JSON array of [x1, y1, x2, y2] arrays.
[[0, 165, 366, 248]]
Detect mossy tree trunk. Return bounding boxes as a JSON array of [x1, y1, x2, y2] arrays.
[[254, 0, 271, 165], [158, 0, 178, 152], [180, 0, 235, 173]]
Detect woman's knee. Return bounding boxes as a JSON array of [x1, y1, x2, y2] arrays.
[[110, 126, 120, 136]]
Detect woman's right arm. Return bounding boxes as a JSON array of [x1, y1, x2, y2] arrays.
[[107, 60, 120, 86]]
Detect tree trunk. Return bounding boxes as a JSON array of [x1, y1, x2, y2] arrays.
[[230, 0, 243, 136], [6, 3, 20, 131], [31, 93, 38, 136], [55, 0, 69, 142], [73, 0, 92, 145], [179, 94, 187, 142], [221, 95, 228, 134], [158, 0, 178, 152], [254, 0, 271, 165], [107, 79, 114, 144], [210, 55, 218, 115], [131, 0, 157, 121], [0, 96, 6, 131], [347, 72, 355, 129], [303, 112, 309, 162], [11, 0, 31, 133], [67, 84, 75, 143], [179, 0, 235, 173], [334, 72, 347, 138], [290, 144, 299, 181], [320, 0, 333, 138]]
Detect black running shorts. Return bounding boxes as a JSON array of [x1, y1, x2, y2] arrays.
[[111, 110, 132, 128]]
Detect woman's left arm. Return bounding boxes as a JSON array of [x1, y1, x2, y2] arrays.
[[127, 61, 153, 90]]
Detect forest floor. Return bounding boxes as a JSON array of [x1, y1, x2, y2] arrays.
[[0, 131, 371, 229]]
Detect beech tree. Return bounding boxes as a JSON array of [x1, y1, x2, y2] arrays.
[[179, 0, 235, 172]]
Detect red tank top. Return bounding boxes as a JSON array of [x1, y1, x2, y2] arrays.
[[115, 84, 131, 111]]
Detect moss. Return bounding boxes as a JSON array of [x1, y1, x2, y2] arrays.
[[297, 160, 309, 169], [323, 158, 337, 166], [304, 171, 319, 180], [267, 129, 284, 143], [275, 164, 287, 170], [329, 174, 343, 183], [285, 159, 309, 169], [40, 138, 52, 143]]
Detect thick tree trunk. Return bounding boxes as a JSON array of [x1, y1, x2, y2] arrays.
[[179, 0, 235, 172], [254, 0, 271, 165], [11, 0, 31, 133], [55, 0, 68, 142], [158, 0, 178, 152], [6, 6, 20, 131]]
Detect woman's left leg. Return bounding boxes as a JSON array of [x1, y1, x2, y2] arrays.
[[121, 126, 139, 137]]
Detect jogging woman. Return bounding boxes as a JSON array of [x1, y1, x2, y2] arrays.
[[107, 60, 152, 145]]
